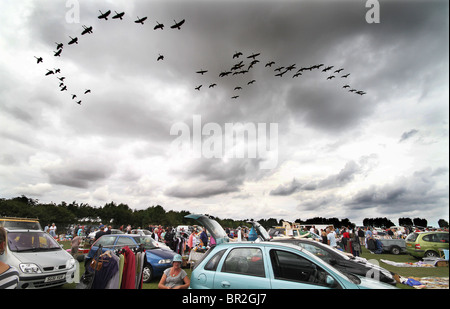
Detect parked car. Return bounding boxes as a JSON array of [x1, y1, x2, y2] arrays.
[[0, 217, 42, 230], [131, 229, 152, 236], [377, 238, 406, 255], [186, 214, 396, 289], [249, 221, 397, 286], [131, 229, 171, 250], [0, 228, 77, 288], [405, 231, 449, 258], [275, 238, 397, 285], [86, 228, 123, 244], [85, 234, 177, 282]]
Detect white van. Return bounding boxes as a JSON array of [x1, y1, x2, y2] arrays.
[[0, 228, 77, 289]]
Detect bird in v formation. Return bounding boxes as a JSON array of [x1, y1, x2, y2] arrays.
[[193, 51, 367, 99], [35, 8, 186, 105], [36, 8, 366, 105]]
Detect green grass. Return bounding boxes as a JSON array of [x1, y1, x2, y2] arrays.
[[359, 248, 449, 279], [58, 241, 448, 289]]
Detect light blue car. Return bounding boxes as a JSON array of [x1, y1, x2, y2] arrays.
[[186, 214, 397, 289]]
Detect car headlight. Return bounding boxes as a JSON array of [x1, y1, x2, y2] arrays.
[[66, 258, 76, 270], [19, 263, 42, 274], [158, 259, 171, 264]]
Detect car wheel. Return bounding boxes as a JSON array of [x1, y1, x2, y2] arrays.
[[424, 250, 438, 258], [391, 246, 401, 255], [142, 264, 153, 283]]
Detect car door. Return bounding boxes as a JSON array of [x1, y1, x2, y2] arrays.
[[266, 247, 341, 289], [212, 247, 271, 289]]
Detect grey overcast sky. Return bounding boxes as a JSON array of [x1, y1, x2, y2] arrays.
[[0, 0, 448, 226]]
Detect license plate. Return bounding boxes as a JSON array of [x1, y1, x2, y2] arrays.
[[44, 274, 65, 283], [406, 243, 412, 247]]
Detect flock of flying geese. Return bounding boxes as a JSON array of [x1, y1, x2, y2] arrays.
[[34, 7, 366, 105], [194, 51, 367, 99], [34, 9, 186, 105]]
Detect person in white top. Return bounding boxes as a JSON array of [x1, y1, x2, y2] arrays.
[[49, 223, 57, 238], [326, 228, 337, 248]]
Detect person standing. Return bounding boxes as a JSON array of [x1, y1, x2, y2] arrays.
[[351, 233, 362, 257], [0, 227, 19, 289], [71, 232, 82, 259], [327, 228, 337, 249], [94, 226, 106, 241], [357, 227, 365, 246], [199, 227, 208, 247], [365, 227, 373, 249], [321, 229, 328, 244], [49, 223, 57, 238]]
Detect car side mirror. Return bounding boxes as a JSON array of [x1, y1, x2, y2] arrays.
[[326, 275, 335, 286]]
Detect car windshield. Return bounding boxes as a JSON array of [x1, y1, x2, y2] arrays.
[[7, 231, 61, 252]]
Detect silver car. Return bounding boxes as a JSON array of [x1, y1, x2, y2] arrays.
[[0, 228, 77, 289]]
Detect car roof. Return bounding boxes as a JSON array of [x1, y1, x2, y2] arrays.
[[4, 228, 43, 233], [214, 240, 307, 252], [105, 234, 141, 237]]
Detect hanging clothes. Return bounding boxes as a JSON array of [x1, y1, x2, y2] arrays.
[[121, 246, 136, 289], [118, 253, 125, 286], [136, 251, 145, 289], [90, 251, 119, 289], [105, 253, 120, 289]]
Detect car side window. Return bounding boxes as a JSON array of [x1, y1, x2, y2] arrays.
[[204, 249, 227, 271], [96, 236, 116, 247], [423, 234, 440, 243], [437, 233, 449, 243], [270, 249, 338, 288], [221, 248, 265, 277]]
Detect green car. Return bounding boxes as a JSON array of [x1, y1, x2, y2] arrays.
[[405, 231, 449, 258]]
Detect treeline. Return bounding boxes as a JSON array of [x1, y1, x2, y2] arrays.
[[1, 196, 447, 233], [293, 217, 353, 228], [0, 195, 264, 231]]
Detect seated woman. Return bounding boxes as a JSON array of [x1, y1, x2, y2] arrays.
[[158, 254, 190, 289]]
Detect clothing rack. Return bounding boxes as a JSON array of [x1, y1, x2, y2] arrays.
[[96, 243, 145, 255], [78, 243, 146, 289]]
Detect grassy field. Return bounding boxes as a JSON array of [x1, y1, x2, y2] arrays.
[[58, 241, 448, 289]]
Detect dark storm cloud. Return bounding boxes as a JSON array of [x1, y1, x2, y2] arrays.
[[42, 158, 114, 189], [399, 129, 418, 143], [23, 0, 448, 137], [164, 181, 240, 199], [165, 157, 266, 198], [269, 178, 303, 196], [345, 167, 449, 214], [270, 159, 366, 196]]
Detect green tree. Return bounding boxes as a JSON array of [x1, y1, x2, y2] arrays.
[[438, 219, 448, 228]]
